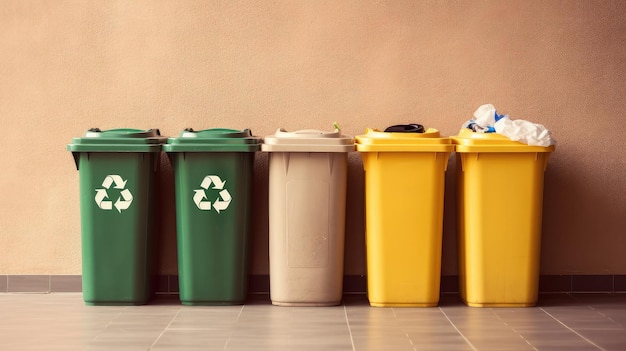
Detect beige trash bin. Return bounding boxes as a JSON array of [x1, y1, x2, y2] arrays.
[[262, 128, 354, 306]]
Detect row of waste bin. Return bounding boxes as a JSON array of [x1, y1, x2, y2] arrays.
[[67, 125, 555, 308]]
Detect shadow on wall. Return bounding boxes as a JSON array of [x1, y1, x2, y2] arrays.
[[154, 153, 177, 275], [344, 153, 366, 275], [442, 155, 458, 276], [540, 155, 625, 274], [249, 153, 270, 275]]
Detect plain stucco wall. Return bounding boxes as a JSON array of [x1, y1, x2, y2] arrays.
[[0, 0, 624, 276]]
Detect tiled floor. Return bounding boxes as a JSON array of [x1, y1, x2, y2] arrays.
[[1, 293, 626, 351]]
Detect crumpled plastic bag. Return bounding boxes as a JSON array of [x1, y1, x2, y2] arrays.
[[463, 104, 507, 133], [463, 104, 556, 147], [494, 117, 556, 147], [473, 104, 499, 127]]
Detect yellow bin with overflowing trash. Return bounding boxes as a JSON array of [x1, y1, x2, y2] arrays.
[[356, 128, 453, 307], [453, 129, 555, 307]]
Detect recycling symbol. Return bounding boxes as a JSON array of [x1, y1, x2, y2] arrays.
[[193, 175, 231, 213], [94, 175, 133, 213]]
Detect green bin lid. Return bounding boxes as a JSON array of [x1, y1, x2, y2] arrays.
[[163, 128, 261, 152], [452, 129, 556, 153], [355, 128, 453, 152], [261, 128, 354, 152], [66, 128, 166, 153]]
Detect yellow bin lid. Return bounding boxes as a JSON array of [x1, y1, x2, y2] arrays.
[[355, 128, 454, 152], [452, 129, 556, 153]]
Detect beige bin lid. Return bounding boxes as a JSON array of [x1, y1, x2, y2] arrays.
[[262, 128, 354, 152]]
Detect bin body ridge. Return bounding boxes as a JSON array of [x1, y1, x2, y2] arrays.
[[268, 152, 348, 306]]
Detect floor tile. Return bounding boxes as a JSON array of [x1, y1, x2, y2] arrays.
[[151, 329, 230, 349], [574, 329, 626, 351], [0, 293, 626, 350]]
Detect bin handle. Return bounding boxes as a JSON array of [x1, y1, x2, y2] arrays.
[[384, 124, 425, 133]]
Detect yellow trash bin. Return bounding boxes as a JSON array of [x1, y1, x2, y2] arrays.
[[356, 127, 453, 307], [453, 129, 555, 307]]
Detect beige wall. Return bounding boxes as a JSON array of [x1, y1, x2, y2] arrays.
[[1, 0, 624, 276]]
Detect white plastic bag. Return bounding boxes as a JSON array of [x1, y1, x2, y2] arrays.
[[462, 103, 556, 146], [473, 104, 498, 127], [462, 104, 507, 133], [494, 117, 556, 147]]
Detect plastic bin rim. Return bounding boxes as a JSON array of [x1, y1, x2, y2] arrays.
[[358, 127, 443, 139], [66, 144, 165, 152], [261, 143, 354, 152], [452, 129, 556, 151], [264, 128, 352, 141], [355, 144, 454, 152], [270, 128, 348, 139], [451, 128, 539, 143], [263, 128, 354, 151], [163, 144, 261, 152], [174, 128, 256, 139], [67, 128, 167, 150], [455, 144, 555, 153], [82, 128, 161, 139]]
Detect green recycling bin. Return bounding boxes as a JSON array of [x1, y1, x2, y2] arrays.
[[67, 128, 165, 306], [164, 128, 260, 305]]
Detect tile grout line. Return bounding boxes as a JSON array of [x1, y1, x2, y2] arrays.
[[594, 309, 624, 329], [223, 304, 246, 350], [343, 305, 356, 351], [589, 303, 625, 329], [493, 311, 539, 351], [149, 306, 182, 349], [539, 307, 608, 351], [582, 294, 625, 328], [92, 308, 126, 342], [390, 308, 417, 351], [613, 275, 616, 292], [439, 307, 479, 351]]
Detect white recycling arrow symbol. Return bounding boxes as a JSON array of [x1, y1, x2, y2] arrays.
[[94, 174, 133, 213], [102, 174, 127, 190], [115, 189, 133, 213], [95, 189, 112, 210], [193, 175, 231, 213], [193, 189, 211, 210]]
